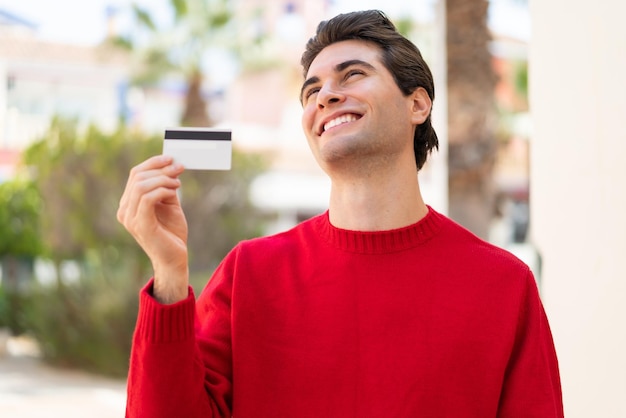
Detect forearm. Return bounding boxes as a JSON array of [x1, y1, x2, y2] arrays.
[[152, 263, 190, 304], [497, 272, 563, 417], [126, 280, 232, 418]]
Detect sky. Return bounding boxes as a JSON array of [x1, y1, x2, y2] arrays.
[[0, 0, 530, 46]]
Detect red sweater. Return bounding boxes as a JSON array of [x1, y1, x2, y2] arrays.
[[126, 208, 563, 418]]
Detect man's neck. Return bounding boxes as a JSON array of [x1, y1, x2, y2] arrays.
[[327, 161, 428, 232]]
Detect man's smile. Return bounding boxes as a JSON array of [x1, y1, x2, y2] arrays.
[[319, 113, 362, 135]]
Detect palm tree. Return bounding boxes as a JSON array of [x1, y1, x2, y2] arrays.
[[446, 0, 498, 239], [111, 0, 235, 127]]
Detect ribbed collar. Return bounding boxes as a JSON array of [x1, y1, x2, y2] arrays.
[[312, 206, 445, 254]]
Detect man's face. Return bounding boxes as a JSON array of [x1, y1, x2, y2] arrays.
[[300, 40, 420, 173]]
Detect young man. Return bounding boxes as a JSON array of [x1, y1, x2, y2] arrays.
[[117, 10, 563, 418]]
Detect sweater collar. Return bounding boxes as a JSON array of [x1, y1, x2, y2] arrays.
[[313, 206, 444, 254]]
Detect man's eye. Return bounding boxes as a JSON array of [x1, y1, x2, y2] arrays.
[[305, 88, 320, 100], [346, 70, 364, 78]]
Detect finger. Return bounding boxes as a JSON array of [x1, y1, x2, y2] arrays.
[[136, 186, 179, 220], [132, 155, 174, 176], [127, 186, 180, 237], [120, 156, 168, 218], [119, 155, 183, 218], [120, 165, 182, 212], [122, 174, 181, 225], [119, 167, 180, 221], [124, 156, 183, 196]]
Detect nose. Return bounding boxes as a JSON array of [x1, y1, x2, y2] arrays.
[[316, 82, 344, 109]]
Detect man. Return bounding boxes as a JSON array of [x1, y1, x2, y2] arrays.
[[117, 10, 563, 418]]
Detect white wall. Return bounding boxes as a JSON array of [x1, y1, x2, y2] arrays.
[[529, 1, 626, 417]]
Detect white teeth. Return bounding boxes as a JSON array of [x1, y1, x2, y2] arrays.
[[324, 114, 358, 132]]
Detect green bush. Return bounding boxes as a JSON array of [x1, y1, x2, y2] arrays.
[[24, 274, 138, 378], [0, 289, 32, 336], [12, 118, 268, 377], [0, 180, 43, 258], [0, 286, 7, 329]]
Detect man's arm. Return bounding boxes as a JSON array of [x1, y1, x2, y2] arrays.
[[117, 155, 189, 304], [118, 156, 233, 417], [497, 271, 564, 417], [125, 280, 232, 418]]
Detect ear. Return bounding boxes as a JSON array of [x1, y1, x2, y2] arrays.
[[409, 87, 432, 125]]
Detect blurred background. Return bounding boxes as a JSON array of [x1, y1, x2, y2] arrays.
[[0, 0, 623, 417]]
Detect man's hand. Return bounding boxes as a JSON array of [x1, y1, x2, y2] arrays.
[[117, 155, 189, 304]]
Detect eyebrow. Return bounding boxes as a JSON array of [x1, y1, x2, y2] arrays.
[[300, 59, 377, 102]]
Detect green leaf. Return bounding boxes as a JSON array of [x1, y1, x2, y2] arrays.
[[132, 4, 156, 31], [171, 0, 188, 21]]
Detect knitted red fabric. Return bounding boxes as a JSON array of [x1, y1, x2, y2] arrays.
[[126, 208, 563, 418]]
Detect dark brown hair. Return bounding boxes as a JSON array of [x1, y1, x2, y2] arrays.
[[301, 10, 438, 170]]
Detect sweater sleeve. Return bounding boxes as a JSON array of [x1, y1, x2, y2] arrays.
[[497, 270, 564, 418], [125, 279, 232, 418]]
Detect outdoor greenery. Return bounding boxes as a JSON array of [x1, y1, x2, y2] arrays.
[[0, 179, 43, 258], [0, 118, 267, 376], [0, 286, 7, 329], [0, 0, 272, 376], [0, 177, 43, 334]]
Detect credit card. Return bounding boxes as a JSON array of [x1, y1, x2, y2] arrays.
[[163, 128, 232, 170]]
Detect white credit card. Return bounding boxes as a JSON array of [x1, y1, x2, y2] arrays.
[[163, 128, 232, 170]]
